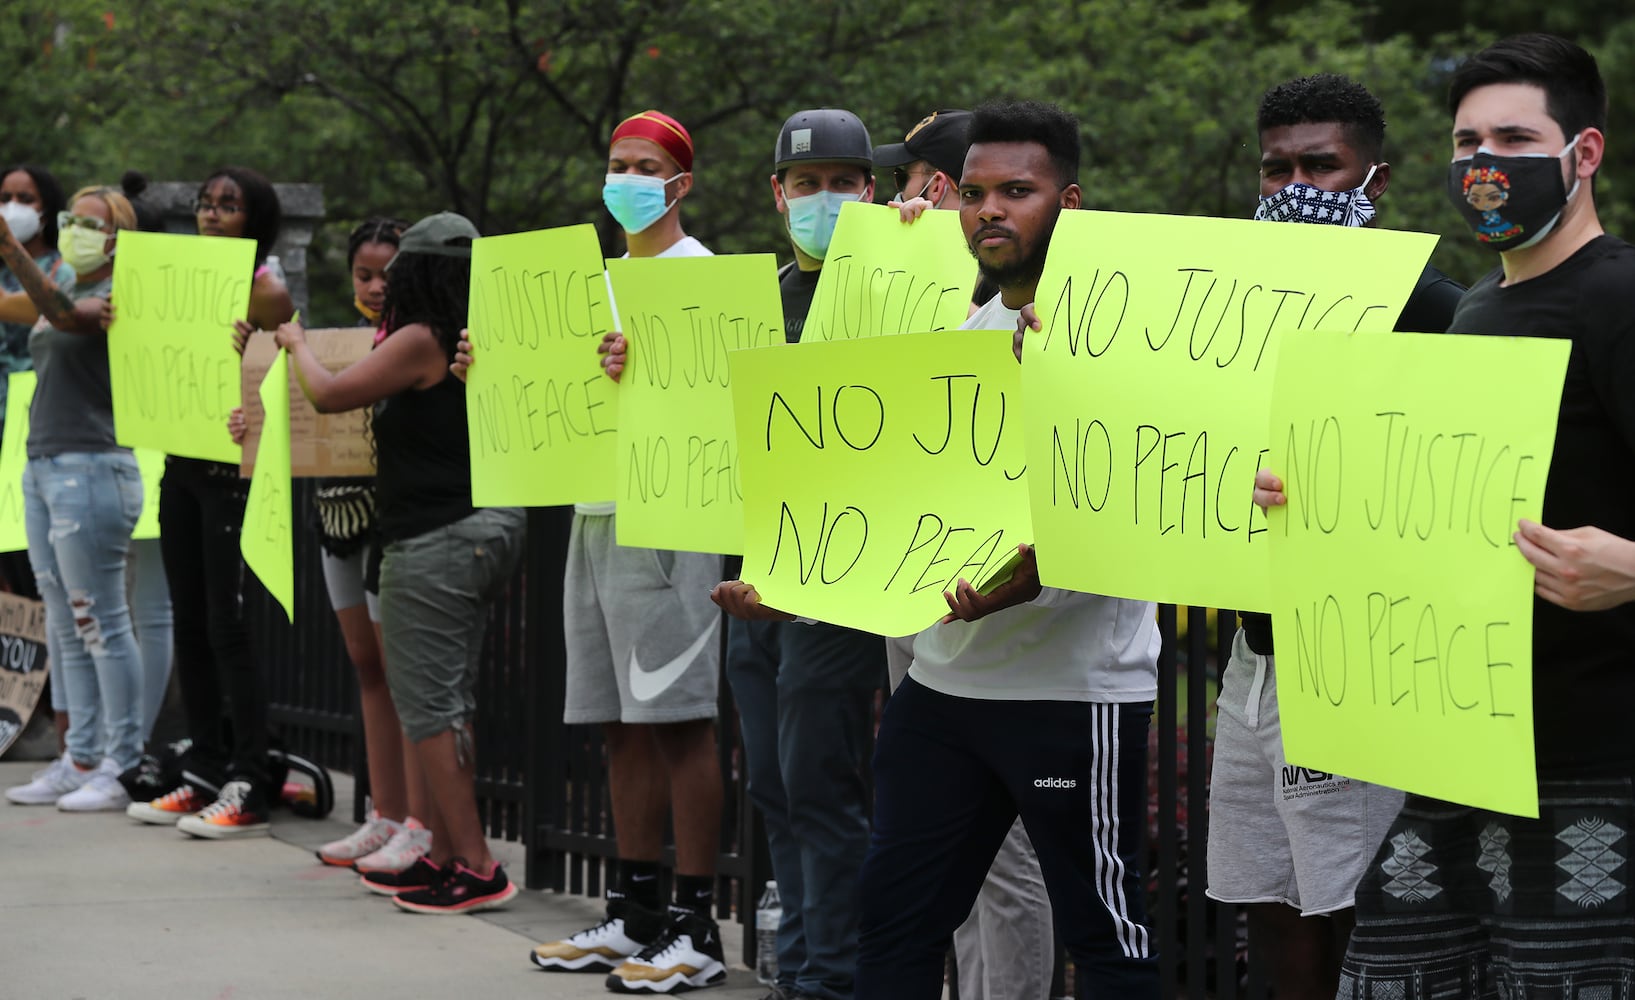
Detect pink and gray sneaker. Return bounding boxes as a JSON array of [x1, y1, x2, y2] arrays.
[[316, 811, 400, 867], [352, 815, 431, 874]]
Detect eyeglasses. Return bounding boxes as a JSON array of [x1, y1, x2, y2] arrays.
[[56, 212, 109, 233], [191, 198, 244, 217]]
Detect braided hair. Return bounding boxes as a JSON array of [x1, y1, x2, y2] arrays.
[[379, 249, 469, 361], [347, 216, 407, 266]]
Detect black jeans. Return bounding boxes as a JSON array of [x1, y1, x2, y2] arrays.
[[159, 458, 268, 789]]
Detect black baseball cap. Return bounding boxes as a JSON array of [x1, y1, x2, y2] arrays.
[[873, 110, 974, 182]]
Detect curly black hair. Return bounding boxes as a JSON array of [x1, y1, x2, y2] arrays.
[[1257, 74, 1386, 162], [380, 250, 469, 360], [967, 100, 1080, 188], [347, 216, 407, 266]]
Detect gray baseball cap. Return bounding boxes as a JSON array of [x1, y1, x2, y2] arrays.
[[775, 108, 873, 171]]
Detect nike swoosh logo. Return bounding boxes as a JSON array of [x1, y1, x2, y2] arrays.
[[628, 619, 719, 702]]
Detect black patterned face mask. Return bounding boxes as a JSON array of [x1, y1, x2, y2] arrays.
[[1254, 165, 1378, 227], [1446, 134, 1581, 252]]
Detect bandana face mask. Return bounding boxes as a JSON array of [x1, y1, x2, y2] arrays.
[[1445, 134, 1581, 251], [1254, 164, 1379, 227]]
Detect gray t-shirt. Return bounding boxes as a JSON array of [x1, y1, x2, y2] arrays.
[[27, 275, 123, 458]]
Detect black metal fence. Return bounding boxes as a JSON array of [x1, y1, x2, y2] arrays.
[[253, 481, 1269, 996]]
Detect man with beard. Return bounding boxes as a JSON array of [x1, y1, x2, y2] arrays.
[[714, 99, 1162, 1000]]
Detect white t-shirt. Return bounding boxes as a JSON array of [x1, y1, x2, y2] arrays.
[[902, 295, 1160, 703], [576, 235, 713, 517]]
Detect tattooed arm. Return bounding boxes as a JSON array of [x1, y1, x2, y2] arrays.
[[0, 216, 98, 335]]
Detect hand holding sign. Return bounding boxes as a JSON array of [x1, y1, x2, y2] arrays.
[[1513, 519, 1635, 611]]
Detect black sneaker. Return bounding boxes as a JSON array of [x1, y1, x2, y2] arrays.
[[359, 857, 444, 896], [392, 857, 518, 915], [531, 894, 668, 972], [605, 907, 728, 994]]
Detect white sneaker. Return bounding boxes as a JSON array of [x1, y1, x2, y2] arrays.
[[57, 759, 132, 812], [6, 756, 92, 805], [352, 815, 432, 873], [315, 811, 400, 866]]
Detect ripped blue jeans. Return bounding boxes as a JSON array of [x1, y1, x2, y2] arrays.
[[24, 451, 145, 770]]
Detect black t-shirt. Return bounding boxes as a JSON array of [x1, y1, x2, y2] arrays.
[[1443, 235, 1635, 778], [779, 264, 821, 344], [372, 369, 474, 543], [1242, 263, 1466, 654]]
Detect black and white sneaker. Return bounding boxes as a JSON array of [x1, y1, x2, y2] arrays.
[[531, 895, 667, 972], [605, 908, 727, 994]]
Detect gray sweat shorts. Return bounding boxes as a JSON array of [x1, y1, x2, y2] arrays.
[[378, 507, 525, 743], [1206, 629, 1406, 915], [563, 512, 721, 725]]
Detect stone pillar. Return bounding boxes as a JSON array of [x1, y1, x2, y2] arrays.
[[137, 182, 325, 317]]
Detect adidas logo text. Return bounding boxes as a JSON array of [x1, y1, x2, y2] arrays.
[[1033, 777, 1077, 789]]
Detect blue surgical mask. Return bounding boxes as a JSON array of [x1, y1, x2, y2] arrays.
[[785, 190, 860, 260], [602, 172, 685, 235]]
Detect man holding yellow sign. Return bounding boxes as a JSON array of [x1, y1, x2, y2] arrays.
[[1249, 35, 1635, 1000], [718, 100, 1162, 1000]]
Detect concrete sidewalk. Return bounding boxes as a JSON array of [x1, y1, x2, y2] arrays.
[[0, 761, 767, 999]]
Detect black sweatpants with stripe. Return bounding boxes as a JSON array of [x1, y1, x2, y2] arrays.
[[856, 677, 1158, 1000]]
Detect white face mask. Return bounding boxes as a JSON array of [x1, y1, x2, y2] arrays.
[[1, 200, 41, 244]]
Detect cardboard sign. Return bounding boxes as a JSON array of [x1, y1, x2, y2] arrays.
[[108, 230, 254, 464], [0, 593, 49, 757], [240, 329, 376, 478], [1269, 331, 1570, 817]]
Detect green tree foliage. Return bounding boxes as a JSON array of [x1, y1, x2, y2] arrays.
[[3, 0, 1632, 321]]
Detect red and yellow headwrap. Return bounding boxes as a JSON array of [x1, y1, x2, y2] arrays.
[[610, 110, 694, 173]]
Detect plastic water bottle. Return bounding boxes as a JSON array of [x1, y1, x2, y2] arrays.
[[755, 880, 781, 985]]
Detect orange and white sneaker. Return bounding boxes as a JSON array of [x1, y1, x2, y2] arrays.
[[176, 780, 270, 840], [127, 781, 216, 826]]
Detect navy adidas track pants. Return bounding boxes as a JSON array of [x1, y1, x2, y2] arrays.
[[856, 676, 1158, 1000]]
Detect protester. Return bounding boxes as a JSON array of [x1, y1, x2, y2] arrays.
[[126, 167, 295, 837], [304, 217, 433, 874], [881, 107, 1053, 1000], [1203, 73, 1462, 1000], [276, 211, 526, 914], [717, 99, 1161, 1000], [0, 165, 70, 608], [1236, 34, 1635, 996], [456, 109, 730, 993], [0, 184, 146, 811], [710, 107, 889, 1000]]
